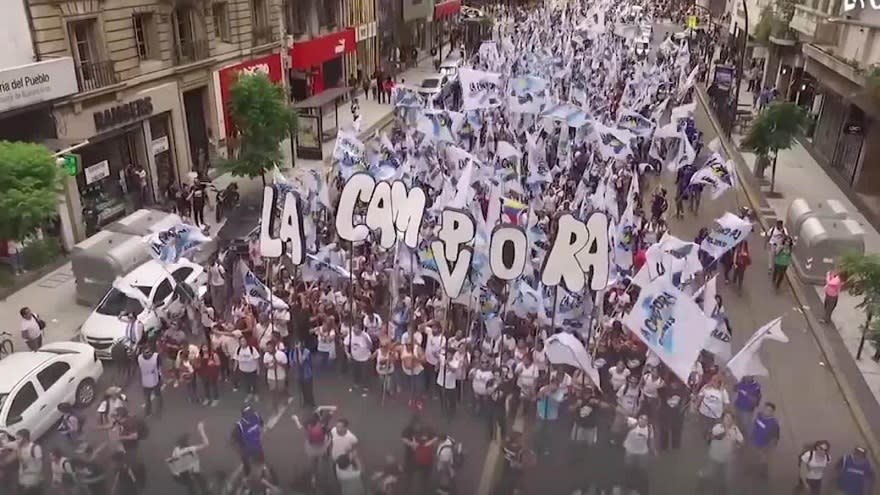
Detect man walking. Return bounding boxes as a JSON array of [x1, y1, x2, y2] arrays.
[[19, 307, 45, 351], [138, 346, 163, 417]]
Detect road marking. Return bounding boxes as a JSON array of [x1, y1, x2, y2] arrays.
[[266, 402, 289, 430]]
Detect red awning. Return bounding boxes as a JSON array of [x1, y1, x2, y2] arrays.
[[290, 28, 356, 70], [434, 0, 461, 20]]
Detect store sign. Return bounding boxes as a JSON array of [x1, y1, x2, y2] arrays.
[[356, 22, 377, 42], [215, 53, 284, 139], [151, 135, 169, 155], [289, 29, 357, 70], [84, 160, 110, 185], [844, 0, 880, 11], [93, 97, 154, 132], [0, 57, 77, 114]]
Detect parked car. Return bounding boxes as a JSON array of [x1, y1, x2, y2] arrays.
[[0, 342, 103, 440], [79, 259, 206, 359], [418, 74, 452, 103]]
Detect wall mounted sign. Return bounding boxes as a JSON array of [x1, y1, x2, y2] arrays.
[[93, 97, 154, 132], [84, 160, 110, 184]]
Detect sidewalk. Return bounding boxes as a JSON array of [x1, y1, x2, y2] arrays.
[[0, 56, 439, 351], [732, 83, 880, 406]]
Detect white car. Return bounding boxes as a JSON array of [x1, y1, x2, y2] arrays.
[[439, 58, 462, 82], [80, 259, 206, 359], [0, 342, 103, 440], [419, 74, 451, 99]]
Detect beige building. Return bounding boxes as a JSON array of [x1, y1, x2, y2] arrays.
[[27, 0, 285, 242]]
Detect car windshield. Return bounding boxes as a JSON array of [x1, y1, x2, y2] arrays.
[[421, 78, 441, 89], [440, 67, 455, 77], [95, 287, 147, 316]]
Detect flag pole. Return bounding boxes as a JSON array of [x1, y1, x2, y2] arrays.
[[348, 240, 355, 366]]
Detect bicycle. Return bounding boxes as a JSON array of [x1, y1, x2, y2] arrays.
[[0, 332, 13, 359]]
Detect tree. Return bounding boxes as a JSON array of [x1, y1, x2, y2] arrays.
[[838, 253, 880, 360], [220, 73, 297, 184], [740, 101, 806, 193], [0, 141, 60, 240]]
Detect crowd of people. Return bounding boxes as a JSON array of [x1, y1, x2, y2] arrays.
[[2, 1, 877, 495]]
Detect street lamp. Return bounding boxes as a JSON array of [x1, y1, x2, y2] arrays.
[[730, 0, 749, 136]]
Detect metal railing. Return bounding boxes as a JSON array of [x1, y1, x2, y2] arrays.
[[174, 39, 209, 65], [252, 26, 275, 45], [75, 60, 117, 92]]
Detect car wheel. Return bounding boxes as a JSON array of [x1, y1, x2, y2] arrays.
[[75, 378, 97, 407]]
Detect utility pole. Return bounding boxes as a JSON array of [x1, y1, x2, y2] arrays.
[[730, 0, 749, 136]]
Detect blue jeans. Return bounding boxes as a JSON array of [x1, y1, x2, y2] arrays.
[[10, 252, 22, 274]]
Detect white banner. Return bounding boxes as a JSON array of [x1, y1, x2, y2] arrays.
[[623, 276, 716, 383], [700, 213, 752, 260], [727, 317, 788, 380], [459, 68, 503, 110], [544, 333, 602, 391], [645, 235, 702, 287], [416, 110, 463, 143], [508, 75, 549, 114], [690, 152, 736, 200]]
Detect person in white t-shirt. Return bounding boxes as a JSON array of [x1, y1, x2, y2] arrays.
[[167, 421, 210, 492], [796, 440, 831, 493], [436, 347, 462, 416], [329, 419, 359, 463], [316, 320, 337, 370], [363, 312, 383, 337], [234, 336, 261, 403], [344, 326, 373, 390], [699, 412, 744, 491], [609, 360, 631, 391], [263, 341, 288, 410], [424, 326, 446, 395], [399, 340, 425, 404], [622, 413, 655, 489], [640, 366, 665, 416], [470, 359, 494, 414], [695, 374, 730, 435]]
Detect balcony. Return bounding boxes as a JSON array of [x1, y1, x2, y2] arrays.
[[75, 60, 117, 92], [791, 5, 839, 44], [173, 39, 209, 65], [252, 26, 275, 46]]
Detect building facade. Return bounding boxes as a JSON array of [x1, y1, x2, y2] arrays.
[[25, 0, 286, 242]]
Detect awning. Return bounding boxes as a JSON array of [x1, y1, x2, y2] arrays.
[[292, 87, 351, 110], [435, 0, 461, 20]]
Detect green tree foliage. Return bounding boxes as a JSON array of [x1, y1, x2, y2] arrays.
[[741, 101, 807, 158], [220, 73, 297, 181], [0, 141, 60, 240], [838, 253, 880, 348]]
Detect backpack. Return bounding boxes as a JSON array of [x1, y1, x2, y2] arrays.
[[414, 442, 435, 467], [438, 440, 464, 468]]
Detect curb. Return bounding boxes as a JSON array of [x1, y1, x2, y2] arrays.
[[695, 84, 880, 467]]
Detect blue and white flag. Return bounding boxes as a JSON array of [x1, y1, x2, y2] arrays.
[[146, 223, 211, 264], [690, 152, 736, 199], [459, 68, 503, 110], [727, 317, 789, 380], [240, 262, 289, 310], [699, 213, 752, 260], [623, 276, 716, 383], [617, 110, 655, 137], [588, 121, 634, 161], [416, 110, 462, 143], [508, 75, 549, 114]]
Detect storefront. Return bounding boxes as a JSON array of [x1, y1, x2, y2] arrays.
[[53, 81, 190, 241], [377, 0, 400, 74], [401, 0, 433, 65], [433, 0, 462, 55], [289, 29, 357, 100], [213, 53, 285, 142], [354, 22, 379, 78]]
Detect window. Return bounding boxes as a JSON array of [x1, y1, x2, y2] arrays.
[[132, 13, 158, 60], [69, 19, 97, 68], [153, 279, 174, 304], [252, 0, 270, 42], [172, 267, 194, 283], [212, 2, 231, 42], [319, 0, 337, 28], [7, 382, 37, 423], [284, 0, 307, 34], [174, 8, 194, 47], [36, 362, 71, 391]]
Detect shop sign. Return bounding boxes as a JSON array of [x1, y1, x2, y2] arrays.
[[215, 53, 284, 139], [93, 97, 154, 132], [151, 135, 169, 155], [84, 160, 110, 185], [434, 0, 462, 20], [844, 0, 880, 12], [0, 57, 78, 114], [289, 29, 357, 70], [356, 22, 377, 42]]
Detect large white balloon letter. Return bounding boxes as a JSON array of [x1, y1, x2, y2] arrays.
[[335, 173, 375, 243]]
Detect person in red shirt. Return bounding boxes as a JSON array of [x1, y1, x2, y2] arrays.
[[633, 247, 647, 271]]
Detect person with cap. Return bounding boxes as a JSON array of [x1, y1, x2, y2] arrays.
[[835, 446, 874, 495]]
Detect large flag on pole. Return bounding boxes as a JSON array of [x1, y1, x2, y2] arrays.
[[699, 213, 752, 260], [727, 317, 789, 380], [459, 68, 503, 110]]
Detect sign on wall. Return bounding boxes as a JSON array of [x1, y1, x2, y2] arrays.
[[214, 53, 284, 139], [0, 57, 77, 114], [84, 160, 110, 185]]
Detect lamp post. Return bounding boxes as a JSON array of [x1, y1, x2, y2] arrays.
[[730, 0, 749, 136]]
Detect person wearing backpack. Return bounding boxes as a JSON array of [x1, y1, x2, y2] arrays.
[[796, 440, 831, 494], [835, 446, 875, 495], [303, 412, 330, 477], [57, 402, 84, 446], [49, 447, 78, 493], [168, 421, 210, 495], [232, 406, 264, 475], [435, 434, 461, 484], [15, 429, 44, 495]]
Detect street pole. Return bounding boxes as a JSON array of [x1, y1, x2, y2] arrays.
[[856, 309, 873, 360], [770, 150, 778, 194], [730, 0, 749, 137]]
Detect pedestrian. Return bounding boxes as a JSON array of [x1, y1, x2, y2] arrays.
[[167, 421, 210, 495], [208, 257, 227, 318], [188, 180, 207, 227], [534, 373, 566, 456], [375, 339, 396, 400], [231, 406, 264, 475], [234, 335, 261, 403], [747, 401, 780, 481], [698, 412, 743, 494], [650, 188, 668, 222], [290, 339, 316, 408], [16, 429, 44, 495], [335, 453, 366, 495], [57, 402, 84, 446], [822, 269, 843, 323], [796, 440, 831, 494], [657, 376, 689, 451], [234, 455, 281, 495], [732, 375, 762, 433], [496, 432, 527, 495], [400, 339, 425, 406], [437, 346, 462, 416], [8, 238, 24, 275], [344, 326, 373, 390], [109, 450, 145, 495], [765, 220, 787, 272], [198, 344, 221, 406], [48, 447, 77, 495], [835, 446, 874, 495], [772, 236, 794, 290], [263, 340, 288, 411], [19, 306, 45, 351], [732, 240, 751, 292], [137, 345, 163, 417], [621, 413, 655, 495], [694, 373, 729, 437]]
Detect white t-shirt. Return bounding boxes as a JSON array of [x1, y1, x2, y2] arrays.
[[317, 329, 336, 353], [18, 442, 43, 487], [345, 331, 372, 362], [376, 349, 395, 375], [263, 350, 288, 381], [235, 346, 261, 373], [516, 363, 539, 392], [401, 331, 424, 347], [471, 369, 494, 395], [436, 354, 461, 389], [169, 446, 201, 475], [363, 314, 383, 335], [708, 424, 743, 463], [400, 346, 423, 375], [609, 367, 631, 391], [20, 316, 41, 341], [698, 386, 730, 420], [622, 419, 652, 455], [330, 429, 358, 461], [641, 375, 664, 399], [800, 450, 830, 480], [425, 334, 446, 366]]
